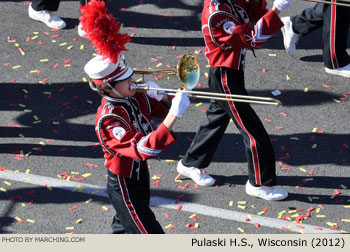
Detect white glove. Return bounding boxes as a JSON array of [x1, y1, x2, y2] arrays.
[[169, 91, 190, 118], [138, 81, 164, 101], [273, 0, 292, 12]]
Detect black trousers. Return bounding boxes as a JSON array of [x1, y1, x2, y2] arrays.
[[291, 3, 350, 69], [107, 164, 164, 234], [31, 0, 88, 11], [182, 67, 276, 187]]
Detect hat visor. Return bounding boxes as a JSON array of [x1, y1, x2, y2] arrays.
[[113, 65, 134, 82]]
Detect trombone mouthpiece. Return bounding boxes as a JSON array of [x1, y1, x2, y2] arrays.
[[130, 83, 138, 90]]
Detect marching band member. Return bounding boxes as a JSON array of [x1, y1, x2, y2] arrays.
[[176, 0, 291, 201], [281, 2, 350, 78], [82, 0, 190, 233]]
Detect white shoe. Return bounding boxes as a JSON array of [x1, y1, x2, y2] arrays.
[[325, 64, 350, 78], [78, 23, 88, 38], [245, 180, 288, 201], [281, 17, 300, 57], [176, 160, 215, 186], [28, 3, 66, 29]]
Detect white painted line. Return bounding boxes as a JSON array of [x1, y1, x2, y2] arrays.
[[0, 169, 341, 234]]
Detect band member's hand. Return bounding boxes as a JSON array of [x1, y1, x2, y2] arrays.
[[169, 91, 190, 118], [138, 81, 164, 101], [273, 0, 292, 11]]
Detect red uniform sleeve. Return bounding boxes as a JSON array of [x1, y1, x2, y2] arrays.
[[245, 0, 268, 23], [208, 5, 283, 49], [99, 116, 176, 161]]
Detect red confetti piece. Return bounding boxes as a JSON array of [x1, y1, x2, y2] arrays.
[[64, 59, 71, 64], [176, 54, 184, 58], [254, 222, 260, 228], [130, 33, 136, 38], [23, 2, 30, 6], [201, 109, 207, 113], [53, 63, 60, 68], [313, 227, 323, 230], [172, 45, 176, 50], [281, 167, 291, 171], [38, 40, 43, 45], [333, 189, 341, 196], [264, 118, 272, 122], [51, 34, 60, 38], [151, 58, 158, 62], [330, 226, 339, 230], [28, 200, 34, 205], [58, 148, 67, 152], [71, 205, 79, 210], [275, 126, 284, 129], [11, 79, 16, 83], [296, 225, 305, 229], [16, 220, 25, 224], [152, 180, 160, 186], [175, 199, 180, 204], [322, 84, 330, 88], [186, 222, 194, 228], [187, 136, 192, 142], [262, 69, 267, 72], [282, 227, 290, 231], [194, 49, 202, 54], [0, 166, 7, 171], [192, 216, 198, 222], [120, 7, 127, 11], [177, 195, 185, 199], [280, 112, 288, 116], [164, 212, 169, 218], [41, 77, 48, 83], [43, 32, 50, 36], [198, 83, 203, 87], [164, 14, 173, 17], [316, 130, 324, 134], [318, 204, 325, 209], [343, 144, 349, 148], [56, 88, 64, 93], [177, 205, 182, 211], [25, 37, 31, 42]]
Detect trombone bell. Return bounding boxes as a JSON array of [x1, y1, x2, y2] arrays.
[[177, 53, 200, 90]]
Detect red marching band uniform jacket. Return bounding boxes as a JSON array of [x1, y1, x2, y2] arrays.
[[202, 0, 284, 70], [95, 93, 176, 179]]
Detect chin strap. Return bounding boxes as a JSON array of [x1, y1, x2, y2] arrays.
[[104, 79, 125, 98]]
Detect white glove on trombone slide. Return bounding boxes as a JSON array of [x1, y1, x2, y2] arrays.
[[137, 81, 164, 101], [169, 90, 190, 118], [273, 0, 292, 12]]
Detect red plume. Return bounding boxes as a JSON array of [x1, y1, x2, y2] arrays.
[[79, 0, 131, 63]]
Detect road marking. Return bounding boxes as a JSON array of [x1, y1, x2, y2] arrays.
[[0, 169, 341, 234]]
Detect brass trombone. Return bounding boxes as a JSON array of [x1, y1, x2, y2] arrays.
[[133, 53, 282, 106]]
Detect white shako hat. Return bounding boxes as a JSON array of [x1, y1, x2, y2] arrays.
[[84, 54, 134, 86]]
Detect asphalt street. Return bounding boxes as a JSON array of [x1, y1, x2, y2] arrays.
[[1, 0, 350, 235]]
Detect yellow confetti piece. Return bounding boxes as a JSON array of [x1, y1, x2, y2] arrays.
[[312, 128, 317, 133], [76, 219, 83, 224], [175, 179, 182, 183], [326, 222, 338, 227], [164, 224, 173, 229], [72, 185, 84, 192], [12, 65, 21, 69], [230, 119, 233, 123], [14, 170, 20, 174], [237, 205, 246, 209], [71, 172, 80, 175], [39, 142, 46, 146], [65, 227, 74, 230], [195, 102, 203, 107], [82, 77, 88, 82], [21, 203, 26, 207], [247, 214, 253, 220], [40, 59, 48, 62], [24, 109, 32, 113], [156, 63, 162, 68], [290, 137, 299, 140], [80, 45, 85, 50], [26, 219, 35, 223], [341, 219, 350, 222], [4, 181, 12, 186], [333, 99, 341, 103], [258, 211, 266, 215], [30, 70, 39, 73], [136, 78, 143, 82], [204, 72, 208, 78], [0, 188, 7, 192], [316, 215, 326, 218], [64, 64, 71, 67], [237, 227, 245, 233], [102, 206, 109, 211], [52, 40, 57, 43], [31, 35, 38, 40], [288, 210, 297, 213], [299, 230, 305, 234], [152, 176, 161, 180], [340, 184, 347, 189], [194, 223, 199, 228], [269, 54, 277, 56], [291, 214, 299, 218], [25, 169, 30, 174], [299, 167, 307, 172], [67, 45, 74, 50], [312, 144, 317, 149], [91, 190, 100, 194], [286, 75, 290, 80], [344, 205, 350, 208], [82, 173, 92, 178], [165, 160, 175, 163], [15, 216, 22, 221], [85, 198, 93, 204], [237, 201, 247, 204], [229, 201, 234, 206], [316, 208, 321, 213], [189, 214, 196, 219], [304, 88, 309, 92], [87, 100, 93, 104], [59, 42, 67, 46]]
